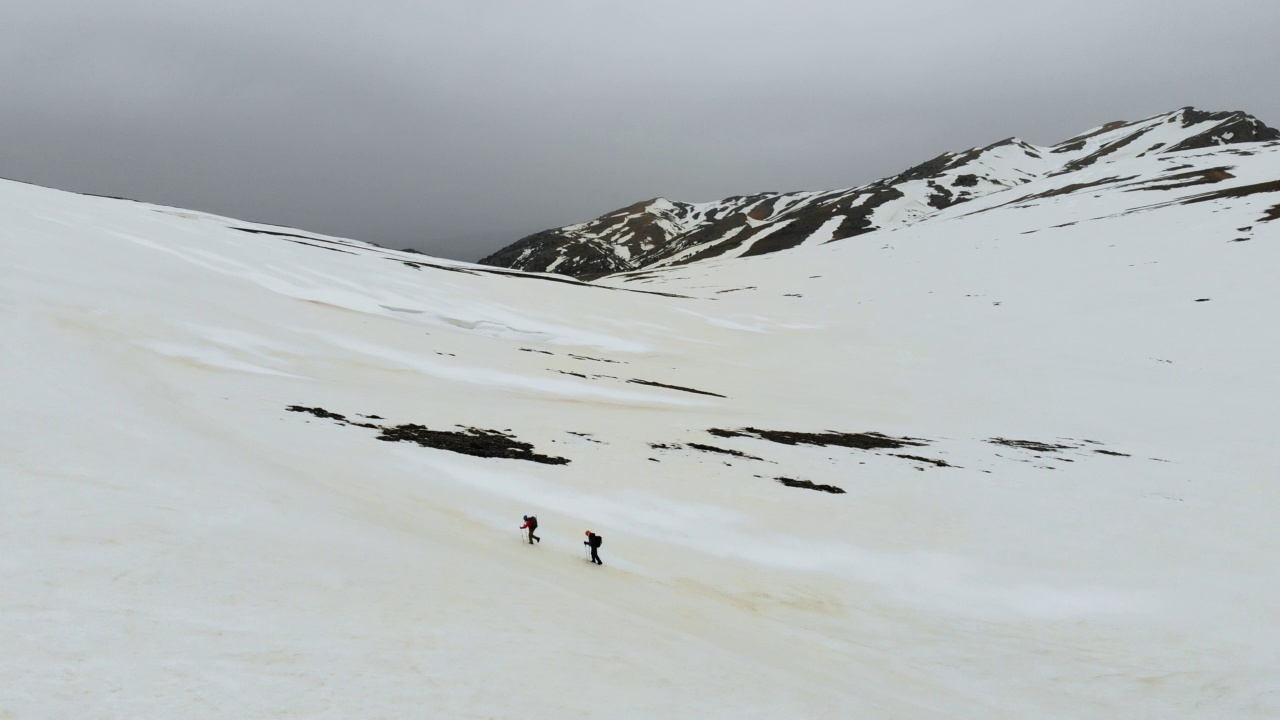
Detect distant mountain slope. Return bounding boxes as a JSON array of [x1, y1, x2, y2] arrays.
[[479, 108, 1278, 279]]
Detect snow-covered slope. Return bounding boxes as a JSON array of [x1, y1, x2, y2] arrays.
[[4, 114, 1280, 718], [480, 107, 1280, 278]]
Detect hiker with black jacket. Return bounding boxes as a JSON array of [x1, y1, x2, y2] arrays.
[[584, 530, 603, 565]]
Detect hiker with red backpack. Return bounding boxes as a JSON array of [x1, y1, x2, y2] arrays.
[[584, 530, 603, 565], [520, 515, 540, 544]]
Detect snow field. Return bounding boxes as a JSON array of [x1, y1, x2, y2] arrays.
[[3, 131, 1280, 718]]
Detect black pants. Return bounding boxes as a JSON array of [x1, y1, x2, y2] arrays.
[[589, 545, 601, 564], [527, 529, 539, 544]]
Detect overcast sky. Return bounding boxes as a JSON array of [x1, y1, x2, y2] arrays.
[[2, 1, 1277, 260]]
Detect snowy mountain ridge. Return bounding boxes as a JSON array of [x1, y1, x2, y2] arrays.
[[480, 107, 1279, 278]]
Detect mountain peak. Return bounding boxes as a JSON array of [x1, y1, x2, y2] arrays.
[[1164, 106, 1280, 151], [481, 108, 1279, 279]]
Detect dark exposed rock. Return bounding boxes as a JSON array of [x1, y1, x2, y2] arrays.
[[890, 137, 1019, 185], [892, 454, 954, 467], [1122, 167, 1235, 191], [1166, 109, 1280, 151], [1180, 179, 1280, 206], [290, 239, 356, 254], [736, 217, 824, 258], [377, 424, 570, 464], [402, 260, 481, 275], [776, 477, 845, 494], [1053, 127, 1154, 175], [1051, 120, 1134, 153], [627, 379, 726, 398], [229, 227, 364, 255], [978, 177, 1136, 213], [926, 181, 955, 209], [893, 150, 961, 183], [478, 228, 631, 279], [708, 428, 928, 450], [988, 438, 1076, 452], [233, 227, 345, 244], [287, 405, 380, 429], [686, 443, 763, 461], [286, 405, 569, 464]]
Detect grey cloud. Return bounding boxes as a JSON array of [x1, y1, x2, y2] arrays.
[[1, 0, 1277, 260]]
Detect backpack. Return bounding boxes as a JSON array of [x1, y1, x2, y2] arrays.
[[591, 534, 602, 548], [527, 516, 537, 530]]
